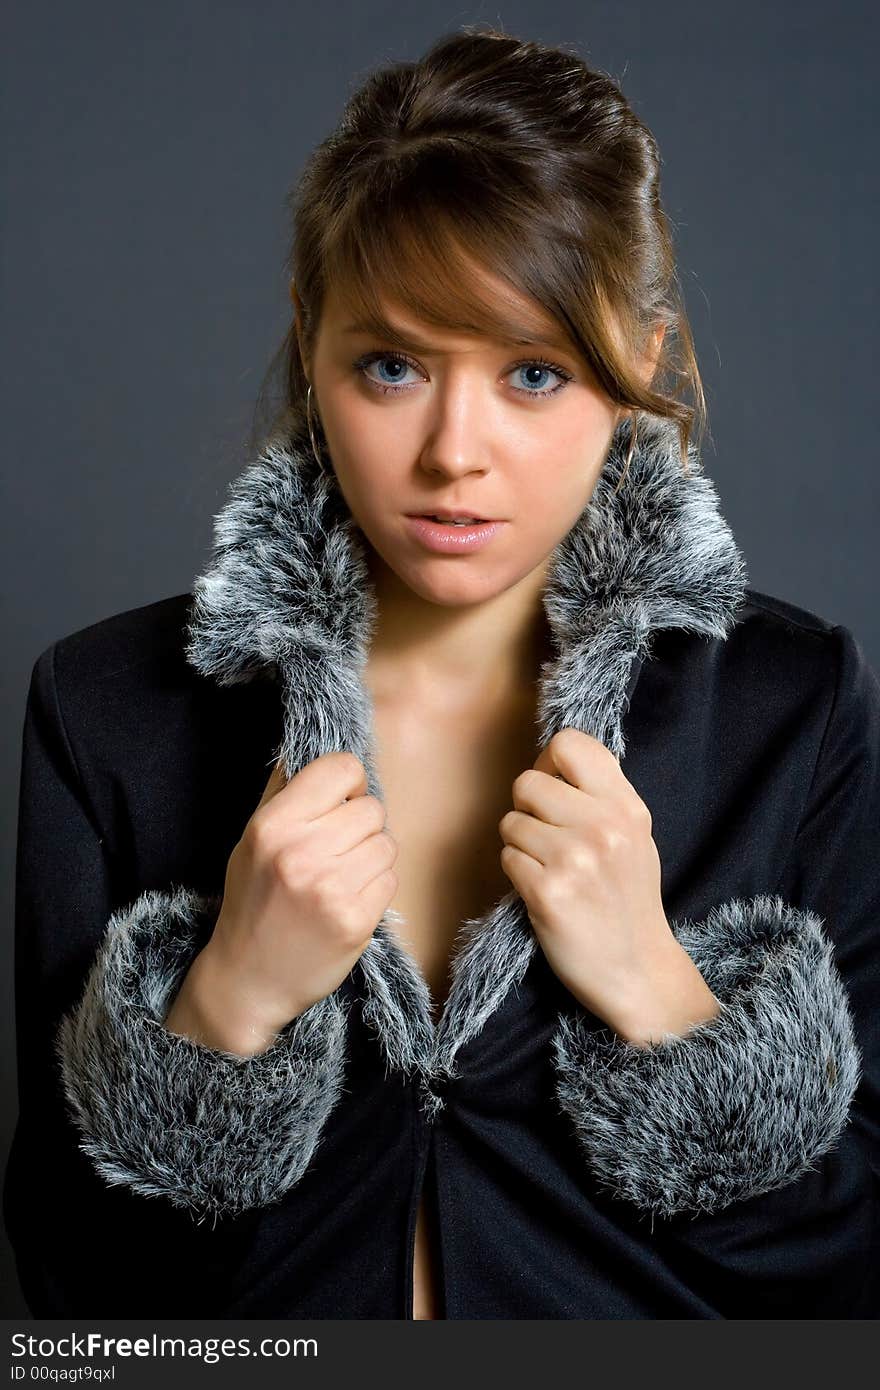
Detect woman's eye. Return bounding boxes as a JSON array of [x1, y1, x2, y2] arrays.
[[357, 354, 424, 393], [506, 362, 572, 396], [354, 352, 573, 398]]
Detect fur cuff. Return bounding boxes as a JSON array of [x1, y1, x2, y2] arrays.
[[54, 885, 349, 1219], [552, 894, 862, 1219]]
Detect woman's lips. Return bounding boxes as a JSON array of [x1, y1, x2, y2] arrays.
[[403, 515, 506, 553]]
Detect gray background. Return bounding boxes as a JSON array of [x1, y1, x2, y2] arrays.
[[2, 0, 877, 1316]]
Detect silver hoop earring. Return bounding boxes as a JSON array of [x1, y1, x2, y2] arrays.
[[612, 409, 640, 496], [306, 384, 327, 471]]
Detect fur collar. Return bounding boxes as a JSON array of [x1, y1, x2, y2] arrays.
[[182, 413, 749, 1108]]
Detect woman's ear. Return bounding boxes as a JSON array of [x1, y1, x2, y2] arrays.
[[638, 325, 666, 386]]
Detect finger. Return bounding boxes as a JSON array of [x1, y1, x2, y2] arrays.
[[499, 808, 565, 866], [500, 842, 543, 895], [262, 750, 369, 821], [255, 756, 289, 812], [535, 730, 627, 803], [512, 768, 596, 825]]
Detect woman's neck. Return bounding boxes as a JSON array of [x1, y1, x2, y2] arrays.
[[363, 550, 555, 712]]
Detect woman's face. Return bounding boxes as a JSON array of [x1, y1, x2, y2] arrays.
[[301, 278, 651, 610]]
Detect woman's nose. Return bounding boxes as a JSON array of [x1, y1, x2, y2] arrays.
[[416, 379, 492, 478]]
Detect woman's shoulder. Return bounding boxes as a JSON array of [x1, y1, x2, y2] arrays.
[[719, 585, 840, 683], [25, 594, 210, 781], [738, 586, 839, 638], [646, 585, 876, 750], [39, 592, 195, 691], [717, 586, 878, 739], [26, 594, 283, 830], [725, 585, 867, 677]]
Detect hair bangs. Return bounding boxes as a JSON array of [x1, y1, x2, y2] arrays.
[[324, 190, 585, 359]]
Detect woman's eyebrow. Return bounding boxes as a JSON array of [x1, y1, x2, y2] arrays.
[[339, 318, 573, 355]]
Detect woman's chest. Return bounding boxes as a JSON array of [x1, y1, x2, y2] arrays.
[[368, 693, 541, 1017]]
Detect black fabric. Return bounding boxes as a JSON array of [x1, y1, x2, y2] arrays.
[[5, 587, 878, 1318]]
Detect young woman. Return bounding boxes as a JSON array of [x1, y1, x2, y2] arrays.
[[5, 27, 878, 1319]]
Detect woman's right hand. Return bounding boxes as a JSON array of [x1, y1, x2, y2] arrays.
[[164, 751, 398, 1053]]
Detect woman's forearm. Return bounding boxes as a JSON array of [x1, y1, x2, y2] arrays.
[[162, 945, 284, 1057]]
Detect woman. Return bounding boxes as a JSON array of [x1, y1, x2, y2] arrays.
[[5, 27, 878, 1319]]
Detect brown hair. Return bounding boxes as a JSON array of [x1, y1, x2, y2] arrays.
[[253, 24, 705, 487]]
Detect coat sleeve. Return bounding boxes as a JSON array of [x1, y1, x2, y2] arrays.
[[551, 623, 879, 1239], [4, 642, 349, 1313]]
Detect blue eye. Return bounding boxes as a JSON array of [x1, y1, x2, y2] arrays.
[[360, 355, 421, 390], [511, 363, 565, 394], [353, 351, 573, 398]]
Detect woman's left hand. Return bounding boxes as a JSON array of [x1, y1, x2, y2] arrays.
[[498, 727, 720, 1045]]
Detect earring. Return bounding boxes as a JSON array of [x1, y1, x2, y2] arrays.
[[306, 383, 327, 471], [612, 409, 639, 496]]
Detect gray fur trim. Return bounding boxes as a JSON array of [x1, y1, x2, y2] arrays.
[[54, 885, 349, 1221], [356, 894, 539, 1121], [552, 894, 863, 1220]]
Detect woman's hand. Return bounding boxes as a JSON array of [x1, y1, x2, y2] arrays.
[[165, 751, 398, 1054], [498, 727, 720, 1046]]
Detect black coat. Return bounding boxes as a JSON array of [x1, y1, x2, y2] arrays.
[[5, 414, 879, 1318]]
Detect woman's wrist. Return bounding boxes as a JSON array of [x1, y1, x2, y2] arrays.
[[607, 937, 721, 1048], [162, 941, 289, 1057]]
